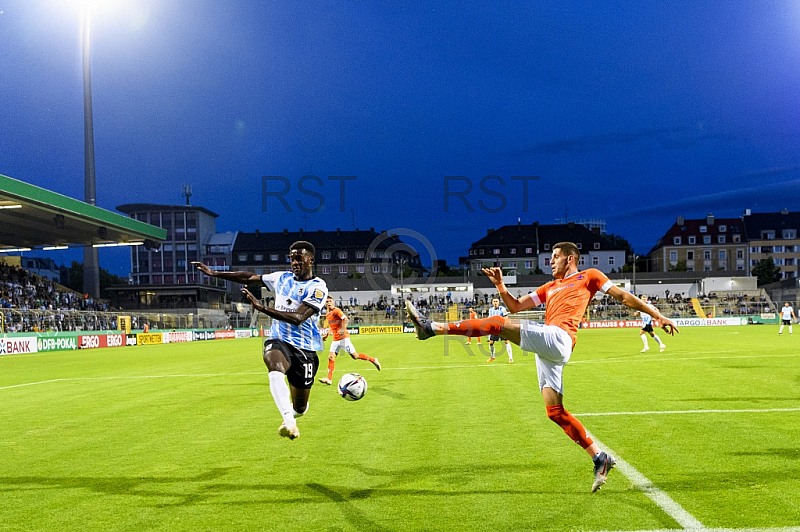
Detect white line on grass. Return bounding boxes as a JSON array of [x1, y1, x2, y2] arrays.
[[588, 432, 707, 531], [591, 527, 800, 532]]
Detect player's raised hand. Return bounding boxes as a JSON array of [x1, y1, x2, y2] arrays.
[[481, 267, 503, 286], [191, 261, 213, 275], [242, 288, 265, 312], [659, 316, 680, 335]]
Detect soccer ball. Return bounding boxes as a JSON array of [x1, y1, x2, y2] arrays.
[[337, 372, 367, 401]]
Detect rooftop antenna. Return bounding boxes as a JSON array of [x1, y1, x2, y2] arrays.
[[351, 208, 355, 230], [181, 184, 192, 206]]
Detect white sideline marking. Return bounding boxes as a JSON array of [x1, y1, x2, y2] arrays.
[[588, 432, 706, 531], [576, 408, 800, 417], [592, 528, 800, 532]]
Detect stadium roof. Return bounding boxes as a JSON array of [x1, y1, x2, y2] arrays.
[[0, 173, 166, 251]]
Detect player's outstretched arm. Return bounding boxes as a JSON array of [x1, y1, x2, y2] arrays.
[[242, 288, 317, 326], [606, 286, 680, 335], [192, 262, 260, 284], [481, 267, 535, 313]]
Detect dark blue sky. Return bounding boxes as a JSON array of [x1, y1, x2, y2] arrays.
[[2, 1, 800, 276]]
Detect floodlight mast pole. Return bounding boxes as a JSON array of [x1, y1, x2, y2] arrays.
[[81, 5, 101, 299]]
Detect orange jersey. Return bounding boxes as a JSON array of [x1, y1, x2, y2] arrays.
[[469, 309, 477, 319], [532, 269, 612, 348], [326, 307, 349, 341]]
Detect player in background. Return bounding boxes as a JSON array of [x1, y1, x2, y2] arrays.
[[779, 302, 795, 335], [638, 295, 666, 352], [465, 307, 481, 345], [193, 240, 327, 441], [406, 242, 679, 492], [319, 296, 381, 385], [487, 297, 513, 363]]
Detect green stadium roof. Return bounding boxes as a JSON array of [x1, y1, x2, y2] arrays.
[[0, 173, 166, 251]]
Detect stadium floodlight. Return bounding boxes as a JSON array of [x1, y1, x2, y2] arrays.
[[0, 248, 32, 253], [0, 204, 23, 210], [43, 246, 69, 251]]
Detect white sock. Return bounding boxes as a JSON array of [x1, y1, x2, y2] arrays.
[[506, 343, 513, 359], [653, 334, 663, 347], [779, 325, 784, 334], [490, 345, 495, 357], [641, 335, 648, 347], [268, 371, 295, 426]]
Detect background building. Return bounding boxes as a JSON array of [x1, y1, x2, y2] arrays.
[[743, 209, 799, 279], [648, 214, 747, 273]]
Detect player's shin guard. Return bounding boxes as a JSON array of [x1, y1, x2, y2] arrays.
[[546, 405, 594, 449], [268, 371, 295, 426], [327, 358, 335, 380], [357, 353, 376, 363], [447, 316, 506, 337]]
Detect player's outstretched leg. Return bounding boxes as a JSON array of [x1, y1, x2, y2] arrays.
[[405, 301, 436, 340]]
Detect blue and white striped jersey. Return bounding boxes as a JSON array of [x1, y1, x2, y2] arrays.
[[640, 304, 655, 326], [261, 272, 328, 351], [489, 305, 509, 318]]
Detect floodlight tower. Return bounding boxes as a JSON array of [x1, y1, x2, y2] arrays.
[[82, 4, 100, 299]]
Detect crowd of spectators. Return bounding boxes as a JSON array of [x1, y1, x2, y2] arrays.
[[1, 263, 113, 332]]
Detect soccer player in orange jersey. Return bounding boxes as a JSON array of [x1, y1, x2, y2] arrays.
[[318, 296, 381, 385], [406, 242, 679, 492], [465, 307, 482, 345]]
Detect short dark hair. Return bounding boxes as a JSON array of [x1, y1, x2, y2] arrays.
[[553, 241, 580, 262], [290, 240, 315, 256]]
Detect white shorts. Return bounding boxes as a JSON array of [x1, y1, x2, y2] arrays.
[[519, 321, 573, 395], [330, 337, 356, 355]]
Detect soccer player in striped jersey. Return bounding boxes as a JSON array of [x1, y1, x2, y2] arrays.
[[487, 297, 513, 363], [406, 242, 679, 492], [638, 295, 666, 352], [318, 296, 381, 385], [193, 240, 328, 441]]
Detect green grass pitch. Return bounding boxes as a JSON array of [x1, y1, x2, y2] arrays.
[[1, 326, 799, 531]]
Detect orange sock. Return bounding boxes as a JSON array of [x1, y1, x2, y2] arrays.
[[327, 359, 335, 380], [357, 353, 375, 363], [546, 405, 594, 449], [447, 316, 505, 337]]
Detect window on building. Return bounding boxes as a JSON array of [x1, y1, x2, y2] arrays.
[[719, 225, 727, 232], [688, 236, 696, 244], [594, 242, 600, 249], [699, 225, 707, 233], [356, 265, 364, 274], [356, 251, 364, 259], [525, 247, 532, 254], [737, 249, 744, 259], [510, 248, 516, 255], [254, 254, 263, 262], [579, 257, 585, 266], [673, 237, 681, 245], [338, 251, 347, 259], [733, 235, 741, 243], [750, 246, 760, 253], [321, 266, 331, 274], [372, 265, 380, 273], [322, 251, 331, 260], [670, 251, 678, 261], [773, 245, 784, 253], [719, 250, 726, 260], [544, 258, 551, 266], [508, 261, 516, 268], [718, 235, 726, 244], [339, 265, 348, 274], [687, 251, 695, 260], [238, 254, 247, 261], [543, 244, 550, 251], [703, 250, 711, 260], [480, 249, 485, 255], [493, 248, 500, 255], [782, 229, 797, 239], [608, 257, 614, 265], [592, 256, 599, 266], [703, 236, 711, 244], [762, 230, 776, 240], [524, 261, 533, 269]]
